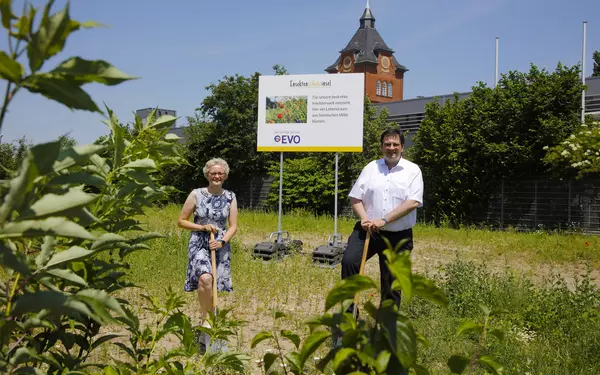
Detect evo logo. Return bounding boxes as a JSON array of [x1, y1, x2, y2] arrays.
[[274, 135, 301, 144]]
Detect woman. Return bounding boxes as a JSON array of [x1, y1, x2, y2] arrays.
[[177, 158, 238, 347]]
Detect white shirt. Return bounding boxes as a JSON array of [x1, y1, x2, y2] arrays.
[[349, 157, 424, 232]]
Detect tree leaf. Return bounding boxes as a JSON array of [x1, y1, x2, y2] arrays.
[[456, 321, 484, 338], [0, 242, 30, 275], [9, 347, 36, 366], [27, 1, 72, 72], [325, 274, 377, 311], [11, 290, 95, 319], [14, 366, 46, 375], [395, 314, 418, 369], [18, 188, 98, 220], [22, 74, 101, 113], [89, 154, 110, 177], [45, 268, 88, 286], [478, 355, 504, 375], [416, 332, 430, 350], [250, 331, 274, 348], [298, 330, 330, 368], [332, 348, 356, 372], [263, 352, 278, 373], [122, 158, 157, 170], [412, 274, 448, 306], [91, 233, 127, 251], [375, 350, 391, 373], [44, 246, 95, 269], [77, 289, 128, 321], [0, 51, 23, 82], [36, 235, 56, 268], [411, 363, 431, 375], [0, 142, 61, 224], [50, 57, 137, 85], [280, 330, 300, 349], [49, 172, 106, 187], [385, 249, 413, 304], [488, 328, 505, 342], [447, 355, 470, 374], [0, 218, 95, 240], [0, 0, 11, 29], [53, 144, 106, 173], [165, 133, 181, 141], [149, 114, 178, 130], [130, 232, 163, 244]]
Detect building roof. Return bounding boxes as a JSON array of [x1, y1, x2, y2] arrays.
[[325, 5, 408, 73], [375, 76, 600, 120]]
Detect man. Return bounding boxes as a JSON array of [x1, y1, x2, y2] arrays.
[[342, 127, 424, 312]]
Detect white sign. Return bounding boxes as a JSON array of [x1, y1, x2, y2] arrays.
[[257, 73, 364, 152]]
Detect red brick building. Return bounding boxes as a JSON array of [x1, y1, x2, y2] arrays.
[[325, 3, 408, 103]]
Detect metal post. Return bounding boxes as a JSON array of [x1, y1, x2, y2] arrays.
[[495, 37, 499, 87], [334, 152, 339, 244], [534, 180, 538, 229], [277, 152, 283, 242], [500, 179, 504, 229], [582, 21, 587, 124], [568, 179, 572, 224]]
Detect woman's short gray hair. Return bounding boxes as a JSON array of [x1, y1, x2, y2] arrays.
[[203, 158, 230, 179]]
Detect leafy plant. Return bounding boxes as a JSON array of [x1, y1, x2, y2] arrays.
[[412, 63, 584, 225], [543, 119, 600, 179], [447, 305, 506, 375]]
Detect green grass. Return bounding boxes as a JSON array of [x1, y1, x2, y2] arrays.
[[114, 205, 600, 374]]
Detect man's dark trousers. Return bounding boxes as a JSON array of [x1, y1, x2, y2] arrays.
[[341, 221, 414, 308]]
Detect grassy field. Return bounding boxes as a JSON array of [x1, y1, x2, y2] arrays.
[[104, 205, 600, 374]]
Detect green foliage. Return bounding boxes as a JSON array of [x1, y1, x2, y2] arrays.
[[0, 136, 31, 180], [593, 50, 600, 77], [0, 0, 136, 131], [266, 156, 338, 214], [543, 120, 600, 179], [412, 63, 584, 225]]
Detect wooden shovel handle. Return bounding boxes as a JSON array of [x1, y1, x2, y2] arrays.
[[210, 231, 217, 309]]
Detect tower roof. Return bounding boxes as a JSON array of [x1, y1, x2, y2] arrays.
[[325, 3, 408, 73]]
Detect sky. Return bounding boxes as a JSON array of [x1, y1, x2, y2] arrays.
[[0, 0, 599, 145]]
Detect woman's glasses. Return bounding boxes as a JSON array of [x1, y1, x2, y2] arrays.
[[209, 172, 225, 177]]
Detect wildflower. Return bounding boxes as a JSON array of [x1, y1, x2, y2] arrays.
[[543, 145, 549, 150], [277, 113, 282, 119], [585, 242, 591, 247], [280, 104, 284, 108]]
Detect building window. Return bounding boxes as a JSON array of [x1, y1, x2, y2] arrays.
[[381, 81, 387, 97], [376, 80, 381, 96], [388, 82, 393, 97]]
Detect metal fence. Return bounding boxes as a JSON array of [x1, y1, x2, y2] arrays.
[[473, 177, 600, 234], [232, 175, 600, 235]]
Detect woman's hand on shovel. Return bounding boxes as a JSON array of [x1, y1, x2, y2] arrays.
[[209, 238, 222, 251]]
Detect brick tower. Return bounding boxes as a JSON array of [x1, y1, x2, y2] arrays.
[[325, 1, 408, 103]]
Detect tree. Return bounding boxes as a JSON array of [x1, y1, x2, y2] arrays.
[[0, 136, 32, 180], [593, 50, 600, 77], [412, 63, 584, 225], [57, 133, 77, 150], [544, 119, 600, 178]]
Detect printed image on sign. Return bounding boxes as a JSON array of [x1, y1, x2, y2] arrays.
[[257, 73, 364, 152]]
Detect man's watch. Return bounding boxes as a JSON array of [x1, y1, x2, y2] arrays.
[[218, 240, 226, 247], [381, 217, 388, 224]]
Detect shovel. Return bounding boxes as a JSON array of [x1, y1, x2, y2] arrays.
[[203, 231, 229, 353]]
